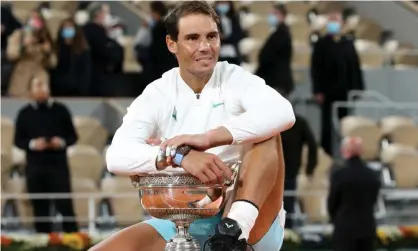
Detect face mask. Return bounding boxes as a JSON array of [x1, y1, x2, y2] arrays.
[[267, 14, 279, 27], [216, 4, 230, 15], [326, 21, 341, 34], [61, 27, 76, 39], [29, 18, 43, 30]]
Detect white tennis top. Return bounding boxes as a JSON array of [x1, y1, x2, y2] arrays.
[[106, 61, 295, 175]]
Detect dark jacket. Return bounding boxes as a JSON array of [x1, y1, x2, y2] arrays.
[[327, 156, 381, 238], [256, 23, 293, 95], [311, 34, 364, 96]]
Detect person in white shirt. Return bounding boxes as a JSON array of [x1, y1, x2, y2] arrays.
[[90, 1, 294, 251]]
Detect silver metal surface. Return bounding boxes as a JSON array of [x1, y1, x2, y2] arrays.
[[131, 160, 242, 251]]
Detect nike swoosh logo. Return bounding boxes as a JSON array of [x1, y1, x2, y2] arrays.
[[212, 102, 224, 108], [225, 223, 234, 228]]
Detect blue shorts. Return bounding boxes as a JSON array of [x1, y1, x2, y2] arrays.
[[144, 213, 284, 251]]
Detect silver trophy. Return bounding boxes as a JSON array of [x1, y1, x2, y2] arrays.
[[131, 161, 241, 251]]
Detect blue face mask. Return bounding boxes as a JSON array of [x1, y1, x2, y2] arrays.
[[61, 27, 75, 39], [326, 21, 341, 34], [216, 4, 230, 15], [267, 14, 279, 27]]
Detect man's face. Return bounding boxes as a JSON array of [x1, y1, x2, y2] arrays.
[[30, 79, 50, 101], [167, 14, 220, 77]]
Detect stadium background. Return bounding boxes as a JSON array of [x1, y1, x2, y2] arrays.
[[1, 1, 418, 250]]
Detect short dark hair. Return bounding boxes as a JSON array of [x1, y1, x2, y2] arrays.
[[150, 1, 168, 17], [165, 1, 221, 42], [274, 4, 287, 17]]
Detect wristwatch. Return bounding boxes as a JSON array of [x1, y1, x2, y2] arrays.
[[173, 145, 192, 166]]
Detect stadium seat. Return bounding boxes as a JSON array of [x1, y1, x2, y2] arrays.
[[340, 116, 383, 161], [292, 41, 311, 68], [73, 116, 109, 151], [381, 144, 418, 188], [101, 176, 144, 226], [3, 176, 33, 228], [1, 152, 13, 189], [11, 147, 26, 171], [381, 116, 418, 147], [120, 36, 142, 73], [71, 178, 101, 227], [300, 146, 333, 179], [1, 117, 14, 156], [297, 174, 329, 223], [355, 39, 385, 69], [68, 145, 105, 184]]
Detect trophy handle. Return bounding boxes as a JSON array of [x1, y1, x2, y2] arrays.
[[224, 160, 242, 187]]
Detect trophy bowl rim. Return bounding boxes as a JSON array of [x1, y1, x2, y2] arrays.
[[130, 173, 225, 189]]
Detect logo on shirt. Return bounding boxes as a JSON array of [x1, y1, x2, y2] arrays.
[[212, 102, 225, 108], [172, 107, 177, 121]]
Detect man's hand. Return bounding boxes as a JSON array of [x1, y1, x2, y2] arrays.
[[49, 137, 65, 149], [32, 138, 48, 151], [160, 134, 212, 165], [181, 150, 233, 185]]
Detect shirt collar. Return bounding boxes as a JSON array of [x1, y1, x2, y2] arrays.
[[31, 99, 54, 109]]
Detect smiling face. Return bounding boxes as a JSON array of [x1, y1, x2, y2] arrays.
[[166, 13, 221, 78]]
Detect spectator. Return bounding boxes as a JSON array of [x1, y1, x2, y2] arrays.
[[149, 1, 178, 81], [52, 18, 91, 96], [310, 9, 364, 156], [6, 9, 56, 98], [1, 5, 21, 95], [328, 137, 380, 251], [84, 3, 124, 96], [214, 1, 245, 65], [255, 4, 294, 96], [14, 78, 78, 233], [281, 104, 318, 229]]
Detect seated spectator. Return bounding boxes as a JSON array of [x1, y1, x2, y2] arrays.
[[52, 18, 91, 97], [1, 5, 21, 95], [84, 3, 124, 96], [6, 9, 56, 98], [214, 1, 245, 65]]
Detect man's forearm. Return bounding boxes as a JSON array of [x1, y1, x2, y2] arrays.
[[204, 126, 234, 148]]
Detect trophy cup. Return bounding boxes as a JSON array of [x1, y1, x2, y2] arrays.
[[131, 161, 241, 251]]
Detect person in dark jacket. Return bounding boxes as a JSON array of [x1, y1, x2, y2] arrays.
[[214, 1, 245, 65], [14, 78, 79, 233], [281, 111, 318, 229], [84, 3, 124, 96], [328, 136, 380, 251], [255, 4, 294, 95], [149, 1, 178, 81], [53, 18, 90, 96], [311, 10, 364, 156]]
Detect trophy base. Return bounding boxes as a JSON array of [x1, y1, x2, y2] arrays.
[[165, 224, 201, 251], [165, 236, 200, 251]]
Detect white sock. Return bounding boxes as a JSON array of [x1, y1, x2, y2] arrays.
[[227, 200, 259, 240], [196, 195, 212, 207]]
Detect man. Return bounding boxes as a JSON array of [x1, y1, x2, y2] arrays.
[[327, 137, 381, 251], [91, 1, 295, 251], [14, 78, 78, 233], [84, 3, 123, 96], [255, 4, 293, 96], [149, 1, 179, 81], [281, 112, 317, 229], [311, 9, 364, 156]]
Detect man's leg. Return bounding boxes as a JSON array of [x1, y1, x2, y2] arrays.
[[25, 167, 52, 233], [283, 178, 296, 229], [50, 167, 78, 232], [88, 222, 167, 251], [206, 135, 284, 250]]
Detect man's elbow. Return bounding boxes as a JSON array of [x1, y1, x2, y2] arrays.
[[276, 101, 296, 132], [105, 146, 124, 175]]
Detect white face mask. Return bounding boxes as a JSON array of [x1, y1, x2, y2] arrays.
[[104, 13, 112, 26]]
